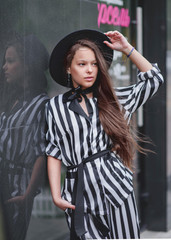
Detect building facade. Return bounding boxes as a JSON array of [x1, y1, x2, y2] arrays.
[[0, 0, 169, 239]]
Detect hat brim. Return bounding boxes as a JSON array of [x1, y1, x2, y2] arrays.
[[49, 29, 113, 87]]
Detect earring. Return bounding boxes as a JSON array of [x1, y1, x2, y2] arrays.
[[67, 73, 72, 87]]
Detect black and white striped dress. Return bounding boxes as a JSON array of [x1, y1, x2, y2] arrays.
[[46, 64, 164, 239], [0, 92, 49, 240]]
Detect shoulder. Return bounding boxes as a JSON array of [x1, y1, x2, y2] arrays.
[[49, 89, 72, 104], [48, 94, 63, 107], [46, 91, 70, 114], [34, 93, 49, 106], [24, 93, 49, 114]]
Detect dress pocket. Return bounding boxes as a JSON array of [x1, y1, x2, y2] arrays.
[[100, 155, 134, 209]]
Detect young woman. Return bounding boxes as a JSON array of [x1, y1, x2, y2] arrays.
[[46, 29, 164, 239], [0, 34, 49, 240]]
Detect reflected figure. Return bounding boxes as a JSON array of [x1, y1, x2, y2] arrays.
[[0, 34, 49, 240]]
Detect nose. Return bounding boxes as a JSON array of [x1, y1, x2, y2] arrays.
[[87, 64, 93, 73], [3, 62, 7, 71]]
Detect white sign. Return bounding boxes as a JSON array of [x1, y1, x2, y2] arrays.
[[99, 0, 123, 6]]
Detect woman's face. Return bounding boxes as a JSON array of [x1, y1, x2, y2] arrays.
[[68, 47, 98, 89], [3, 46, 24, 84]]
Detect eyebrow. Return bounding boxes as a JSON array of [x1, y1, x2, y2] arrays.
[[76, 59, 97, 62]]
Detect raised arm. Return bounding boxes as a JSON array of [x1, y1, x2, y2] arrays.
[[104, 31, 164, 120], [104, 30, 152, 72]]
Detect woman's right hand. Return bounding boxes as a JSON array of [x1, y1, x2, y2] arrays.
[[104, 30, 131, 54], [53, 197, 75, 211]]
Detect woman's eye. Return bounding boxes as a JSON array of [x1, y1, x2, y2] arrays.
[[92, 62, 98, 66], [79, 63, 85, 66], [6, 58, 14, 64]]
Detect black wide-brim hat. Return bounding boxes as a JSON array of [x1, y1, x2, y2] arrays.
[[49, 29, 113, 87]]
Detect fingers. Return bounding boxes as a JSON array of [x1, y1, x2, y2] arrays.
[[6, 196, 21, 203], [104, 31, 123, 45], [54, 198, 76, 211], [104, 30, 120, 37], [64, 201, 75, 210], [104, 31, 123, 42], [103, 41, 115, 50], [68, 204, 75, 210], [58, 199, 75, 211], [64, 205, 75, 211]]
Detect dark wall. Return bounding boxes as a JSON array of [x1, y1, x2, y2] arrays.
[[138, 0, 167, 231]]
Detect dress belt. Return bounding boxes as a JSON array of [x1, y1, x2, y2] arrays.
[[67, 149, 111, 239]]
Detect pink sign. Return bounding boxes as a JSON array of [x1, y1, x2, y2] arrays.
[[97, 3, 130, 28]]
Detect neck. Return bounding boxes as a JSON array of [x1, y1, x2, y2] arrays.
[[73, 85, 94, 93], [85, 92, 93, 99]]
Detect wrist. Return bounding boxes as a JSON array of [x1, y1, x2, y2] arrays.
[[53, 196, 62, 206], [122, 44, 134, 56]]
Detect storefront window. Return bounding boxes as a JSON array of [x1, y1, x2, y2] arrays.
[[0, 1, 137, 239]]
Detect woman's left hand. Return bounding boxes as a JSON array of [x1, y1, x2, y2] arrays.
[[104, 30, 132, 54], [6, 194, 33, 206], [7, 195, 25, 204]]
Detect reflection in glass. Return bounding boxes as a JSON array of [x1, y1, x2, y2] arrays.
[[0, 34, 49, 240]]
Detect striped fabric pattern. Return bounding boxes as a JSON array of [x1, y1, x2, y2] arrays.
[[115, 64, 163, 122], [0, 93, 49, 169], [0, 93, 49, 239], [46, 64, 164, 239]]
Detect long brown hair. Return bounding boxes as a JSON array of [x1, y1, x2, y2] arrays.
[[65, 39, 140, 168]]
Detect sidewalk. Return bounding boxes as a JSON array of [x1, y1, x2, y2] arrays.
[[141, 229, 171, 239], [26, 216, 171, 240], [26, 216, 70, 240]]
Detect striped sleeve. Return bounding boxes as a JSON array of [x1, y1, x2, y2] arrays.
[[45, 100, 62, 160], [33, 103, 48, 156], [115, 63, 164, 114]]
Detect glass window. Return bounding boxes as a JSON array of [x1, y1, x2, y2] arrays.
[[0, 1, 137, 239]]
